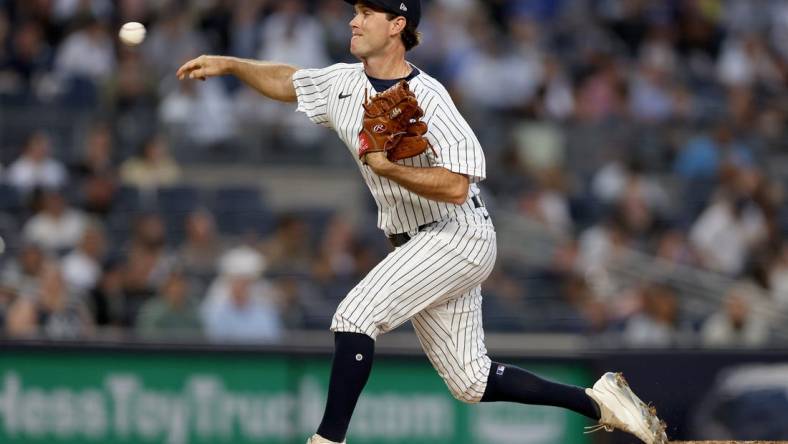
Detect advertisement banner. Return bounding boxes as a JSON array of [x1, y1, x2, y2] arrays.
[[0, 351, 593, 444]]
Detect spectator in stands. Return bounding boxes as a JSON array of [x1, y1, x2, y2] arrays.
[[701, 281, 770, 347], [89, 258, 130, 328], [115, 0, 149, 24], [258, 0, 331, 69], [143, 5, 206, 82], [768, 243, 788, 310], [159, 72, 237, 151], [61, 222, 105, 294], [316, 0, 355, 63], [454, 22, 543, 111], [0, 242, 46, 297], [536, 56, 575, 120], [592, 158, 669, 214], [79, 171, 117, 219], [142, 2, 207, 80], [23, 188, 88, 254], [108, 49, 158, 122], [717, 33, 782, 89], [558, 274, 609, 333], [628, 50, 678, 123], [0, 20, 51, 97], [124, 213, 176, 304], [228, 0, 264, 59], [6, 263, 93, 338], [177, 209, 223, 280], [120, 134, 182, 191], [518, 170, 573, 237], [561, 273, 609, 333], [313, 214, 358, 284], [674, 123, 754, 180], [577, 213, 632, 273], [201, 246, 282, 342], [6, 131, 67, 194], [512, 122, 565, 177], [54, 15, 115, 85], [136, 269, 201, 338], [52, 0, 113, 23], [259, 214, 314, 275], [68, 123, 118, 218], [690, 170, 768, 275], [623, 282, 686, 347], [270, 274, 314, 330], [70, 122, 115, 182], [574, 56, 627, 123], [655, 228, 697, 267], [148, 7, 208, 82], [0, 285, 16, 331], [233, 1, 332, 147]]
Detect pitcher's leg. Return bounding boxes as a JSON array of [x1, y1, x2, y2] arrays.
[[481, 362, 600, 419], [314, 332, 374, 443], [316, 230, 485, 442], [413, 287, 599, 418], [412, 287, 492, 403], [331, 230, 487, 338]]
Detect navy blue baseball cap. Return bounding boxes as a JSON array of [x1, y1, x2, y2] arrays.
[[344, 0, 421, 28]]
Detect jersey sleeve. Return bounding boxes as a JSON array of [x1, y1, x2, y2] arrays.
[[424, 97, 486, 183], [292, 64, 345, 128]]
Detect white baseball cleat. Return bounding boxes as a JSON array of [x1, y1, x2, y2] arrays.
[[306, 434, 346, 444], [584, 372, 668, 444]]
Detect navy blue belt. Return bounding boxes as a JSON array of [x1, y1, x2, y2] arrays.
[[388, 196, 485, 248]]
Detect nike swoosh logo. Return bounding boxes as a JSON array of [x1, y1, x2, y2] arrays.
[[338, 92, 352, 99]]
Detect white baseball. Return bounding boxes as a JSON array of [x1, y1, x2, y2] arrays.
[[119, 22, 146, 46]]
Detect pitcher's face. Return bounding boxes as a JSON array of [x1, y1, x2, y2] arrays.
[[349, 4, 399, 58]]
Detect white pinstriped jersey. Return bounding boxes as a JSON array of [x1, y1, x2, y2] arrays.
[[293, 62, 490, 235]]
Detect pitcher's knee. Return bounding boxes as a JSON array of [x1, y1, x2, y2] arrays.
[[330, 311, 380, 339], [445, 374, 487, 404]]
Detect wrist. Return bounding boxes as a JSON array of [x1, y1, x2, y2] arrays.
[[222, 57, 237, 76], [375, 161, 394, 177], [370, 158, 395, 177]]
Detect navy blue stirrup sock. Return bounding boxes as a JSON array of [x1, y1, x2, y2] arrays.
[[316, 332, 375, 442], [481, 362, 601, 420]]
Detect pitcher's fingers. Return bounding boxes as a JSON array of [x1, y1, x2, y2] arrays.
[[176, 58, 201, 78], [188, 67, 207, 80]]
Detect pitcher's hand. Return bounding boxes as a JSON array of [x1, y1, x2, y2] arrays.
[[176, 55, 231, 81]]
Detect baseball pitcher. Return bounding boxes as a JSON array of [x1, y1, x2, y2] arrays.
[[176, 1, 667, 443]]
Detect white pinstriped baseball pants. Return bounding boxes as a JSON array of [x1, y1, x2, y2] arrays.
[[331, 219, 497, 403]]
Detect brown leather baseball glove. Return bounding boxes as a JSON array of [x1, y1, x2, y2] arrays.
[[357, 80, 432, 164]]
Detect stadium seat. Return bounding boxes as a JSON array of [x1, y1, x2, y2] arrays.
[[156, 186, 203, 213], [0, 183, 22, 212], [112, 186, 143, 215], [211, 185, 273, 236], [0, 213, 19, 257], [156, 186, 204, 245], [290, 208, 335, 243]]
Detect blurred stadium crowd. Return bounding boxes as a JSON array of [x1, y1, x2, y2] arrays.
[[0, 0, 787, 347]]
